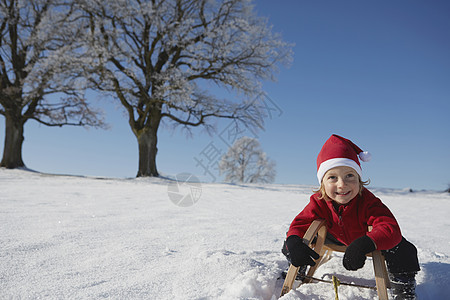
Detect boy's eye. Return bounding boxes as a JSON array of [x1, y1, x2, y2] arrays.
[[327, 175, 337, 180], [345, 173, 358, 181]]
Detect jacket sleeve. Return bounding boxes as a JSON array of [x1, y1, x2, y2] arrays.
[[364, 190, 402, 250], [287, 194, 325, 238]]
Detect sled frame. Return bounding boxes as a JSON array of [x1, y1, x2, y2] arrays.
[[280, 219, 390, 299]]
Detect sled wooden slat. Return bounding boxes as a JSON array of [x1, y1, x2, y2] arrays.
[[280, 219, 326, 297], [279, 220, 390, 300], [373, 250, 390, 299], [303, 222, 327, 283]]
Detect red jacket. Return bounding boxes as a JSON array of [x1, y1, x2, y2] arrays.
[[287, 188, 402, 250]]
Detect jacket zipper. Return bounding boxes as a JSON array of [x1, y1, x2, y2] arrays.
[[337, 207, 350, 243]]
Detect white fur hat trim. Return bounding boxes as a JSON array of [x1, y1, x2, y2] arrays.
[[317, 158, 362, 184]]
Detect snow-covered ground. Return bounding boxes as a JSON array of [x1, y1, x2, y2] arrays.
[[1, 169, 449, 299]]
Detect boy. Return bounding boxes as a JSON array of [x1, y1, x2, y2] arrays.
[[282, 134, 420, 299]]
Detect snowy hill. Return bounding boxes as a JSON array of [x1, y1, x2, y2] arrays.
[[1, 169, 449, 299]]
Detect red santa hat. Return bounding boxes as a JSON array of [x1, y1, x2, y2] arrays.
[[317, 134, 371, 184]]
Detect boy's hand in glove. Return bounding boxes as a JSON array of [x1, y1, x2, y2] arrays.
[[343, 235, 376, 270], [286, 235, 320, 267]]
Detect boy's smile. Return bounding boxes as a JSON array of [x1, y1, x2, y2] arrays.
[[323, 166, 360, 205]]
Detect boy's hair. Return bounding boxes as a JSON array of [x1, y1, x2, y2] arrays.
[[313, 176, 370, 201]]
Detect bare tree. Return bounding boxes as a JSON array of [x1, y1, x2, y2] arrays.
[[219, 136, 276, 183], [80, 0, 292, 177], [0, 0, 105, 169]]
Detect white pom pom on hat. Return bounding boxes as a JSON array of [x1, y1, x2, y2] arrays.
[[317, 134, 371, 184], [358, 151, 372, 162]]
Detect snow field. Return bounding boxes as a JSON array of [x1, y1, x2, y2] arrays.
[[1, 169, 449, 299]]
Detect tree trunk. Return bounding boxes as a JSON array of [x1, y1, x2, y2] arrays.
[[135, 123, 159, 177], [0, 114, 25, 169]]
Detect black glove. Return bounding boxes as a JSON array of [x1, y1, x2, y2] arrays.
[[343, 235, 376, 271], [285, 235, 320, 267]]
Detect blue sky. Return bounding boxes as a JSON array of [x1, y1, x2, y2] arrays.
[[1, 0, 449, 191]]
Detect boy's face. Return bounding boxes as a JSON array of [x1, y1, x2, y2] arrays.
[[323, 166, 360, 205]]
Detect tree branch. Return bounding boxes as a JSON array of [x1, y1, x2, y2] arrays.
[[29, 116, 83, 127]]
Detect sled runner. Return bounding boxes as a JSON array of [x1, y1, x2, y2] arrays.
[[280, 219, 390, 299]]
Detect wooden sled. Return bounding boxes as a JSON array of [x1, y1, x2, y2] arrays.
[[280, 220, 390, 299]]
